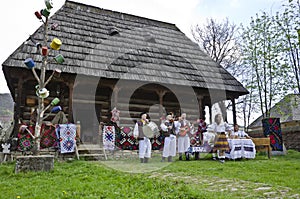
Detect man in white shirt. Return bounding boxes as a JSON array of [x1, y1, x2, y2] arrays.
[[160, 114, 180, 162], [177, 113, 192, 160], [133, 113, 152, 163], [232, 124, 251, 139]]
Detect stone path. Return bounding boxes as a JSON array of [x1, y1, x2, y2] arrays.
[[149, 172, 300, 199]]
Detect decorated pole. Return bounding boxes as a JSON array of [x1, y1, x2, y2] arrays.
[[24, 0, 64, 154]]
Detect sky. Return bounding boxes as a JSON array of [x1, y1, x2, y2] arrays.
[[0, 0, 283, 94]]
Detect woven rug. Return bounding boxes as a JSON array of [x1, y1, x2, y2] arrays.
[[115, 126, 138, 150], [17, 124, 35, 151], [151, 134, 164, 150], [262, 118, 283, 151], [103, 126, 116, 150], [40, 124, 57, 149], [18, 136, 34, 151], [57, 124, 76, 153]]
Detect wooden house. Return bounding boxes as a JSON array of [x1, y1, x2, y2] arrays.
[[248, 94, 300, 151], [2, 1, 248, 144]]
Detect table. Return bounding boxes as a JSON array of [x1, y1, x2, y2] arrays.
[[225, 139, 256, 159], [251, 138, 271, 159]]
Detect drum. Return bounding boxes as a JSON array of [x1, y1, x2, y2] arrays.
[[143, 122, 159, 138]]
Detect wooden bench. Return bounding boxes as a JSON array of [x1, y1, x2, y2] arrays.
[[251, 138, 271, 159]]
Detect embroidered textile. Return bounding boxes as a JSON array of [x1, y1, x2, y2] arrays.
[[57, 124, 76, 153], [17, 124, 35, 151], [225, 139, 256, 159], [262, 118, 283, 151], [213, 133, 230, 152], [103, 126, 116, 150], [151, 134, 164, 150], [40, 124, 57, 149], [116, 126, 138, 150]]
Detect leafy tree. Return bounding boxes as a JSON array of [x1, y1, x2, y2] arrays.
[[274, 0, 300, 93], [241, 11, 292, 119]]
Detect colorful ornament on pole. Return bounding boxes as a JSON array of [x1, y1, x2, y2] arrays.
[[42, 46, 48, 56], [24, 58, 35, 69], [35, 42, 42, 50], [54, 54, 64, 64], [51, 97, 60, 106], [34, 11, 42, 19], [41, 8, 51, 17], [50, 38, 62, 50], [37, 88, 50, 99], [51, 106, 62, 113], [53, 69, 62, 78], [44, 0, 53, 10]]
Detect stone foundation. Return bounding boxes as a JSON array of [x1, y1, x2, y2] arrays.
[[15, 155, 54, 173]]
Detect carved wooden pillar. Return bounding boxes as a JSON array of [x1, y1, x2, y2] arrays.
[[209, 105, 212, 124], [68, 82, 74, 123], [197, 95, 204, 119], [17, 77, 24, 120], [13, 76, 23, 136], [112, 86, 121, 108], [231, 97, 237, 125], [156, 90, 167, 117]]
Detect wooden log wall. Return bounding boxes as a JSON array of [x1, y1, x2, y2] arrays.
[[21, 79, 69, 124], [94, 82, 202, 127]]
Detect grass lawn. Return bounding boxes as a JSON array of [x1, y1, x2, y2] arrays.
[[0, 150, 299, 199]]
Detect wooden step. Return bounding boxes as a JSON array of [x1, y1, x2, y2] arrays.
[[79, 153, 107, 161]]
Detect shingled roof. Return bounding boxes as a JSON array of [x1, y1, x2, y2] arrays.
[[2, 0, 248, 95], [248, 94, 300, 129]]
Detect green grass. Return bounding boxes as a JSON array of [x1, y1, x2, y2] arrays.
[[0, 150, 299, 199]]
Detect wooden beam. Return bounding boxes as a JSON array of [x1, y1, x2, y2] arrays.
[[68, 82, 74, 123], [112, 86, 121, 108], [197, 95, 204, 119], [231, 97, 237, 125], [209, 105, 212, 124], [156, 89, 167, 117]]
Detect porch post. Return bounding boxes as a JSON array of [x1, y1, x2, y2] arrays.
[[231, 97, 237, 125], [156, 90, 167, 117], [112, 86, 121, 108], [16, 77, 23, 120], [209, 105, 212, 124], [68, 82, 74, 123], [197, 95, 204, 119], [13, 76, 23, 135]]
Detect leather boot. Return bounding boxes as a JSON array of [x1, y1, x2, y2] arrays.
[[195, 152, 200, 160], [185, 152, 190, 161], [179, 153, 183, 160], [161, 157, 166, 162], [168, 156, 173, 162], [140, 158, 144, 163], [144, 157, 149, 163]]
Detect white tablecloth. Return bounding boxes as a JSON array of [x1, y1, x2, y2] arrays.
[[225, 139, 256, 159]]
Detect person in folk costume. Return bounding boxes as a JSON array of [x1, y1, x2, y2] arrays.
[[231, 124, 251, 139], [207, 113, 232, 163], [133, 112, 152, 163], [193, 118, 207, 160], [160, 114, 180, 162], [177, 113, 192, 160]]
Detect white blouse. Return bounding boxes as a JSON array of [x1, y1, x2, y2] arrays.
[[207, 122, 232, 134]]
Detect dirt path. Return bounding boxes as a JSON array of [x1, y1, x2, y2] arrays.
[[149, 172, 300, 198]]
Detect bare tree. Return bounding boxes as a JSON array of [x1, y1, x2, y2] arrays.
[[191, 18, 242, 122]]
